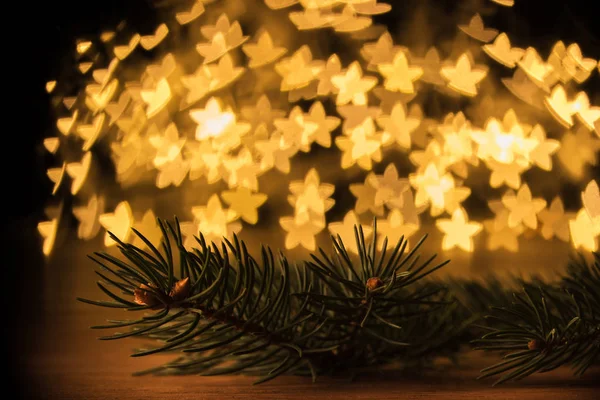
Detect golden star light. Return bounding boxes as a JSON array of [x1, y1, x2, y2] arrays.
[[38, 0, 600, 260]]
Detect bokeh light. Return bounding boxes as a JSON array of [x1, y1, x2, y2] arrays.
[[38, 0, 600, 261]]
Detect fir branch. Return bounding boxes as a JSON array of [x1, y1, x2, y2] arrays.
[[78, 218, 600, 385], [298, 222, 464, 373], [79, 218, 331, 384], [79, 218, 459, 382], [474, 252, 600, 385]]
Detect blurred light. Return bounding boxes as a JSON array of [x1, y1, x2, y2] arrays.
[[38, 0, 600, 259]]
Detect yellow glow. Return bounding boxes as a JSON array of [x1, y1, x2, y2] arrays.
[[203, 53, 246, 91], [538, 196, 572, 242], [436, 208, 482, 252], [47, 163, 66, 195], [484, 211, 523, 252], [377, 102, 420, 148], [377, 209, 418, 250], [361, 32, 402, 70], [222, 149, 261, 190], [255, 131, 297, 173], [335, 117, 382, 170], [140, 78, 172, 118], [73, 195, 105, 240], [305, 101, 340, 148], [100, 31, 115, 43], [528, 124, 560, 171], [241, 95, 285, 128], [76, 40, 92, 54], [486, 158, 528, 189], [331, 61, 377, 105], [440, 53, 487, 97], [132, 209, 163, 249], [409, 163, 454, 210], [288, 168, 335, 225], [547, 41, 573, 85], [77, 113, 105, 151], [98, 201, 133, 247], [85, 79, 118, 113], [569, 209, 599, 252], [38, 0, 600, 258], [149, 123, 186, 168], [146, 53, 177, 81], [175, 0, 205, 25], [351, 0, 391, 15], [501, 184, 546, 229], [45, 81, 56, 93], [458, 13, 498, 43], [242, 31, 287, 69], [378, 51, 423, 94], [471, 111, 538, 167], [331, 6, 373, 33], [502, 68, 544, 109], [316, 54, 342, 96], [275, 107, 319, 152], [556, 128, 600, 179], [190, 194, 241, 244], [114, 34, 140, 60], [155, 155, 190, 189], [328, 211, 372, 254], [414, 46, 444, 86], [141, 23, 169, 50], [92, 57, 119, 87], [517, 47, 553, 88], [105, 92, 131, 125], [38, 218, 59, 257], [43, 137, 60, 154], [545, 84, 576, 127], [276, 46, 323, 91], [490, 0, 514, 7], [197, 18, 249, 64], [189, 98, 236, 140], [66, 152, 92, 195], [221, 187, 268, 224], [265, 0, 298, 9], [368, 163, 409, 208], [581, 180, 600, 226], [567, 43, 597, 73], [280, 215, 325, 251], [289, 8, 335, 31], [350, 172, 385, 216], [572, 92, 600, 131], [56, 110, 78, 136], [482, 33, 524, 68], [78, 62, 93, 74]]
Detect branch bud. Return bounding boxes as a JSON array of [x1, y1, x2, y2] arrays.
[[527, 339, 543, 350], [366, 277, 383, 291], [134, 283, 160, 307], [170, 277, 191, 302]]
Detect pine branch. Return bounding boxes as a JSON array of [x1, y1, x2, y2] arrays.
[[79, 218, 461, 382], [473, 252, 600, 385], [78, 217, 600, 385], [79, 218, 332, 384], [296, 222, 460, 373]]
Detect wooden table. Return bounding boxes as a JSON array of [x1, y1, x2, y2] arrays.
[[9, 219, 600, 399]]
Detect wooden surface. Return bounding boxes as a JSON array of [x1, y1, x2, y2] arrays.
[[10, 222, 600, 400]]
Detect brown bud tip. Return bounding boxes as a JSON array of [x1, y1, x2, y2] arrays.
[[134, 283, 160, 307], [169, 277, 191, 302], [366, 277, 384, 291], [528, 339, 542, 350]]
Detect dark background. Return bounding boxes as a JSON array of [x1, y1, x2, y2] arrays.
[[7, 0, 599, 398]]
